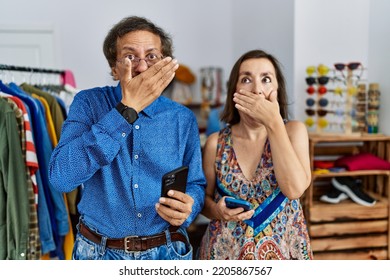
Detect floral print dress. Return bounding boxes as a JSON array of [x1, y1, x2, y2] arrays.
[[199, 126, 313, 260]]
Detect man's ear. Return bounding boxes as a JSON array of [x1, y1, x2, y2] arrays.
[[111, 66, 119, 80]]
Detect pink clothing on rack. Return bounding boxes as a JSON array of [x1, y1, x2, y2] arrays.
[[61, 70, 77, 87]]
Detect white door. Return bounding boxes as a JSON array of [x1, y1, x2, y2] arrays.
[[0, 26, 57, 83]]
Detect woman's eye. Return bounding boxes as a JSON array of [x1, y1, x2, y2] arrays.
[[241, 77, 251, 83], [263, 76, 272, 83]]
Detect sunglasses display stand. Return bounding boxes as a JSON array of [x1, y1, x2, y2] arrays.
[[304, 63, 369, 136], [344, 69, 359, 135]]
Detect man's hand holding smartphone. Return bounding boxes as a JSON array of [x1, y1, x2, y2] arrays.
[[156, 166, 194, 226], [161, 166, 188, 197]]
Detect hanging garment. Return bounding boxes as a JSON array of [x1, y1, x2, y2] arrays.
[[60, 70, 77, 88], [2, 94, 41, 259], [0, 66, 78, 260], [6, 82, 63, 257], [31, 92, 74, 260], [0, 98, 30, 260], [20, 83, 65, 139]]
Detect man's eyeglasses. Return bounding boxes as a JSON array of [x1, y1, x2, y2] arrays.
[[117, 53, 163, 68]]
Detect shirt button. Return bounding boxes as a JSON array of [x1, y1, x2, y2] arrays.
[[134, 154, 138, 159], [121, 132, 126, 137], [137, 213, 142, 218], [134, 184, 138, 188], [135, 125, 140, 130], [20, 252, 25, 257]]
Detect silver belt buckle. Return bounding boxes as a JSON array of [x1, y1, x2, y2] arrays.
[[124, 235, 138, 253]]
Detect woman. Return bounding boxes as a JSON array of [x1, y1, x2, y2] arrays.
[[198, 49, 313, 260]]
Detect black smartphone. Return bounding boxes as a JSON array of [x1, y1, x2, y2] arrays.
[[161, 166, 189, 197], [225, 197, 252, 211]]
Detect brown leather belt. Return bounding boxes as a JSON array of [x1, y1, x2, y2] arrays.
[[79, 222, 187, 252]]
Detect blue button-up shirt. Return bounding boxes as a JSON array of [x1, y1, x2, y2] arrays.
[[48, 83, 206, 238]]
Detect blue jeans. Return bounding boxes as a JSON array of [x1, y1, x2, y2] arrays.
[[72, 221, 193, 260]]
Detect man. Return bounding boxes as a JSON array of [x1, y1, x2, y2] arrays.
[[49, 16, 206, 260]]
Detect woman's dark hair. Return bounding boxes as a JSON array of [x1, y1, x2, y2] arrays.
[[221, 49, 289, 125], [103, 16, 174, 74]]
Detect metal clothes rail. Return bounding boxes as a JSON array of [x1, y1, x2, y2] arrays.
[[0, 64, 64, 74]]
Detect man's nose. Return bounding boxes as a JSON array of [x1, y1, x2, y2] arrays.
[[134, 59, 149, 73]]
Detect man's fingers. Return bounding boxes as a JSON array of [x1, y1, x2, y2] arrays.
[[118, 57, 133, 82], [147, 57, 175, 76], [155, 201, 188, 226], [133, 57, 178, 92], [142, 59, 178, 95], [164, 190, 194, 208], [159, 70, 177, 89], [152, 58, 178, 80], [119, 57, 178, 112]]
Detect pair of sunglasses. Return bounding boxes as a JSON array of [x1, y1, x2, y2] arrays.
[[305, 117, 329, 128], [306, 97, 329, 107], [334, 62, 361, 71], [307, 85, 327, 95], [306, 64, 330, 77], [330, 86, 358, 96], [305, 76, 330, 86], [334, 62, 364, 82], [305, 108, 330, 117]]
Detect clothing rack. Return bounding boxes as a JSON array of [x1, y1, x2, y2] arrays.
[[0, 64, 64, 74]]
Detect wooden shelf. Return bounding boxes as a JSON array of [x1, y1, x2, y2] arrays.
[[313, 248, 388, 260], [311, 234, 388, 253], [309, 133, 390, 142], [313, 170, 390, 179], [310, 220, 388, 237], [309, 192, 388, 223]]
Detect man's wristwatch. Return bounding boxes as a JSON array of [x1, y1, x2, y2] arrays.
[[116, 102, 139, 124]]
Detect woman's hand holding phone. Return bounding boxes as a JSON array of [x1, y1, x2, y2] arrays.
[[215, 197, 254, 222], [225, 197, 252, 211]]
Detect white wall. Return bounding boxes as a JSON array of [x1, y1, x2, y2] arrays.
[[294, 0, 390, 134], [1, 0, 389, 133], [294, 0, 370, 123], [1, 0, 234, 102], [369, 0, 390, 135], [231, 0, 295, 117]]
